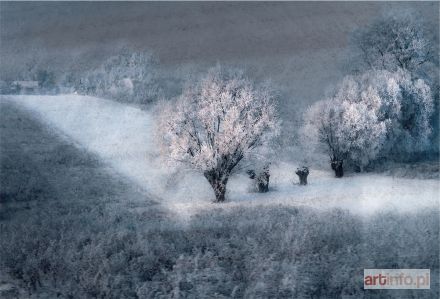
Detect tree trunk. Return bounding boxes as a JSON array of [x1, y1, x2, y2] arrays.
[[295, 167, 309, 185], [256, 168, 270, 193], [331, 160, 343, 178], [211, 179, 227, 202], [247, 165, 270, 193], [204, 171, 229, 203]]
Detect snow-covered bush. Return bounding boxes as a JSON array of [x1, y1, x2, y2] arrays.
[[303, 69, 434, 174], [158, 66, 279, 202]]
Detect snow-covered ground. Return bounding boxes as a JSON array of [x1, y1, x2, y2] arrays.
[[2, 95, 438, 219]]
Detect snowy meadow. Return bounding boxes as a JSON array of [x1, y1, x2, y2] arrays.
[[1, 2, 439, 299]]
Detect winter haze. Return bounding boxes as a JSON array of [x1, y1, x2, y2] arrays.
[[1, 1, 438, 102], [0, 2, 439, 298]]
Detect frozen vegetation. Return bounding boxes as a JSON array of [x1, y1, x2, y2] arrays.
[[3, 94, 438, 217], [0, 3, 439, 299], [0, 97, 438, 298]]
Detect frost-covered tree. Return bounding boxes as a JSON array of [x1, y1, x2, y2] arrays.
[[78, 49, 162, 104], [351, 10, 439, 156], [303, 69, 433, 175], [351, 10, 440, 153], [302, 97, 386, 176], [355, 69, 433, 157], [352, 10, 434, 74], [302, 99, 346, 176], [158, 66, 279, 202], [102, 49, 162, 103]]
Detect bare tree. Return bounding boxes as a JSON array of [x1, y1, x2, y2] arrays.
[[158, 66, 279, 202]]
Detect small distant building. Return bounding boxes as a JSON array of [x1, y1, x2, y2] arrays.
[[11, 81, 39, 93]]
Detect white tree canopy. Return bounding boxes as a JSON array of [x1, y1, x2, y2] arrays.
[[159, 66, 279, 172], [158, 66, 279, 201], [303, 68, 433, 170]]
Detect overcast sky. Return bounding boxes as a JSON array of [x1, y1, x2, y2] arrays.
[[1, 1, 438, 101]]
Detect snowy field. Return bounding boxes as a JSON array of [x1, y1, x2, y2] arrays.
[[1, 94, 438, 298], [3, 94, 438, 219]]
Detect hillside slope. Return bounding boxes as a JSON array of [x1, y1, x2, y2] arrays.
[[2, 95, 438, 220]]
